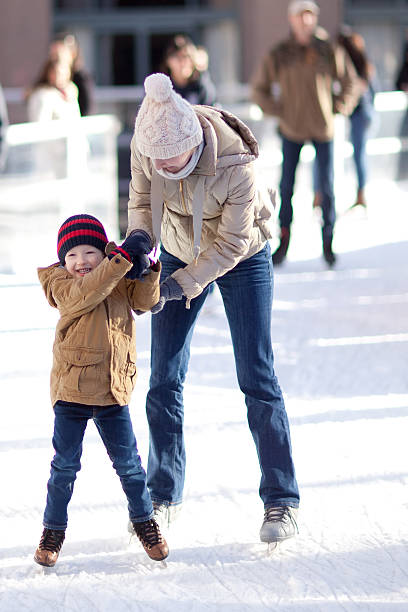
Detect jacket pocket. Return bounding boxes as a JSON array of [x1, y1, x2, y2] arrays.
[[59, 346, 105, 395], [123, 351, 137, 395]]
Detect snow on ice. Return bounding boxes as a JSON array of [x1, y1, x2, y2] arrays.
[[0, 179, 407, 610]]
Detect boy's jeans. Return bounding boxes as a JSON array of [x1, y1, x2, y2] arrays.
[[146, 243, 299, 509], [280, 134, 335, 242], [43, 402, 153, 530]]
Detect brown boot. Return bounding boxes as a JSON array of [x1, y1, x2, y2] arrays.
[[34, 528, 65, 567], [132, 518, 169, 561]]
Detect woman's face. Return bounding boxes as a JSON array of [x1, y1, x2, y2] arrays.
[[166, 49, 195, 82], [48, 62, 71, 89], [153, 149, 194, 173]]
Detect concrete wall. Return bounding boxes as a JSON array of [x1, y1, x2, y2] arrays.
[[0, 0, 51, 122]]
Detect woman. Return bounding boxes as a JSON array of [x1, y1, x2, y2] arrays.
[[313, 27, 375, 209], [26, 57, 80, 122], [161, 34, 217, 106], [126, 73, 299, 545]]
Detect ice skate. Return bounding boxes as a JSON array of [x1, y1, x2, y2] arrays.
[[323, 238, 336, 267], [131, 518, 169, 561], [34, 527, 65, 567], [260, 506, 298, 551], [272, 228, 290, 265]]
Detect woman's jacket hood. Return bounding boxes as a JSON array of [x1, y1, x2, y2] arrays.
[[128, 105, 275, 303]]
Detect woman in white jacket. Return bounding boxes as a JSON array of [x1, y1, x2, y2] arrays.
[[27, 57, 80, 122]]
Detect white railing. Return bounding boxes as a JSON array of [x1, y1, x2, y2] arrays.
[[2, 88, 408, 273], [0, 114, 121, 274]]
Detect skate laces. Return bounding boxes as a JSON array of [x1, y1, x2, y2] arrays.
[[264, 506, 298, 530], [133, 519, 163, 549], [39, 528, 65, 553]]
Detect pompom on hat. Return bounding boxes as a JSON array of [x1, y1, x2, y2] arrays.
[[57, 214, 108, 265], [134, 73, 203, 160]]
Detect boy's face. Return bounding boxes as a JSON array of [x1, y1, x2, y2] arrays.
[[64, 244, 104, 278]]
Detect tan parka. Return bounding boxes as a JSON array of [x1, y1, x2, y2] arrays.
[[38, 248, 160, 407], [127, 106, 275, 304], [251, 33, 359, 143]]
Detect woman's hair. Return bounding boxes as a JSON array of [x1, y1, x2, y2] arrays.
[[160, 34, 198, 78], [32, 58, 62, 89], [338, 26, 370, 81]]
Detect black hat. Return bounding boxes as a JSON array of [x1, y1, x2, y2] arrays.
[[57, 214, 109, 265]]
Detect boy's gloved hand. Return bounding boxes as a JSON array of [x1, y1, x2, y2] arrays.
[[109, 231, 153, 280], [151, 276, 184, 314]]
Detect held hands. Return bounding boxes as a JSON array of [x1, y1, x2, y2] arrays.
[[151, 276, 184, 314], [109, 230, 153, 280]]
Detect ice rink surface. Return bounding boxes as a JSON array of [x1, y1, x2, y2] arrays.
[[0, 178, 407, 611]]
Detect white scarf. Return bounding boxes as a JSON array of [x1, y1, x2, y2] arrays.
[[155, 140, 204, 180]]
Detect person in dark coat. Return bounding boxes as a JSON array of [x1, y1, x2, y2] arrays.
[[161, 34, 217, 107]]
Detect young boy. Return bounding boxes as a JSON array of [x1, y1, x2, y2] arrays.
[[34, 213, 168, 567]]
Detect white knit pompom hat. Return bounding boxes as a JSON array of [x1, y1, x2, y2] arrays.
[[134, 73, 203, 159]]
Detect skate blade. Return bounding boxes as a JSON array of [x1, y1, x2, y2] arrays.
[[267, 542, 279, 555]]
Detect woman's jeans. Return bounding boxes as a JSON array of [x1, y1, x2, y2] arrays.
[[146, 243, 299, 509], [350, 104, 372, 190], [312, 104, 372, 194], [280, 134, 335, 242], [43, 402, 153, 530]]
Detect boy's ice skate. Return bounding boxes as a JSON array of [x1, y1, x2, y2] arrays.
[[260, 506, 298, 551], [34, 528, 65, 567], [131, 518, 169, 561]]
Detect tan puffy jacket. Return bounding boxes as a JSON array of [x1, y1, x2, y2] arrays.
[[38, 249, 160, 407], [127, 106, 275, 303]]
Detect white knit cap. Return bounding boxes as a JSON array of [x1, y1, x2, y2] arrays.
[[288, 1, 319, 15], [135, 73, 203, 159]]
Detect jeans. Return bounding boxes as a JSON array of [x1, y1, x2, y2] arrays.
[[43, 402, 153, 530], [146, 243, 299, 509], [350, 104, 372, 190], [280, 134, 335, 242]]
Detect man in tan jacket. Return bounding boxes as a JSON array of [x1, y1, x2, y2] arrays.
[[251, 0, 359, 266], [127, 73, 300, 546]]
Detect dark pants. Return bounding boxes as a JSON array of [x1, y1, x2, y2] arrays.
[[279, 134, 335, 242]]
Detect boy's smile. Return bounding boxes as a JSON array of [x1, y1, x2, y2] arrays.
[[64, 244, 104, 278]]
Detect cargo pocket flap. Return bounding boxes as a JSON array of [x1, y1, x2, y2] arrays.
[[60, 346, 105, 366]]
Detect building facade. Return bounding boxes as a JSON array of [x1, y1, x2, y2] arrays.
[[1, 0, 408, 122]]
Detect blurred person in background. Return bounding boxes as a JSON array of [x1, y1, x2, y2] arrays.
[[313, 27, 375, 210], [251, 0, 359, 267], [0, 82, 9, 171], [49, 33, 94, 116], [160, 34, 217, 106], [26, 57, 81, 122]]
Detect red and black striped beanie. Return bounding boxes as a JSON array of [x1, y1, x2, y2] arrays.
[[57, 214, 109, 265]]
